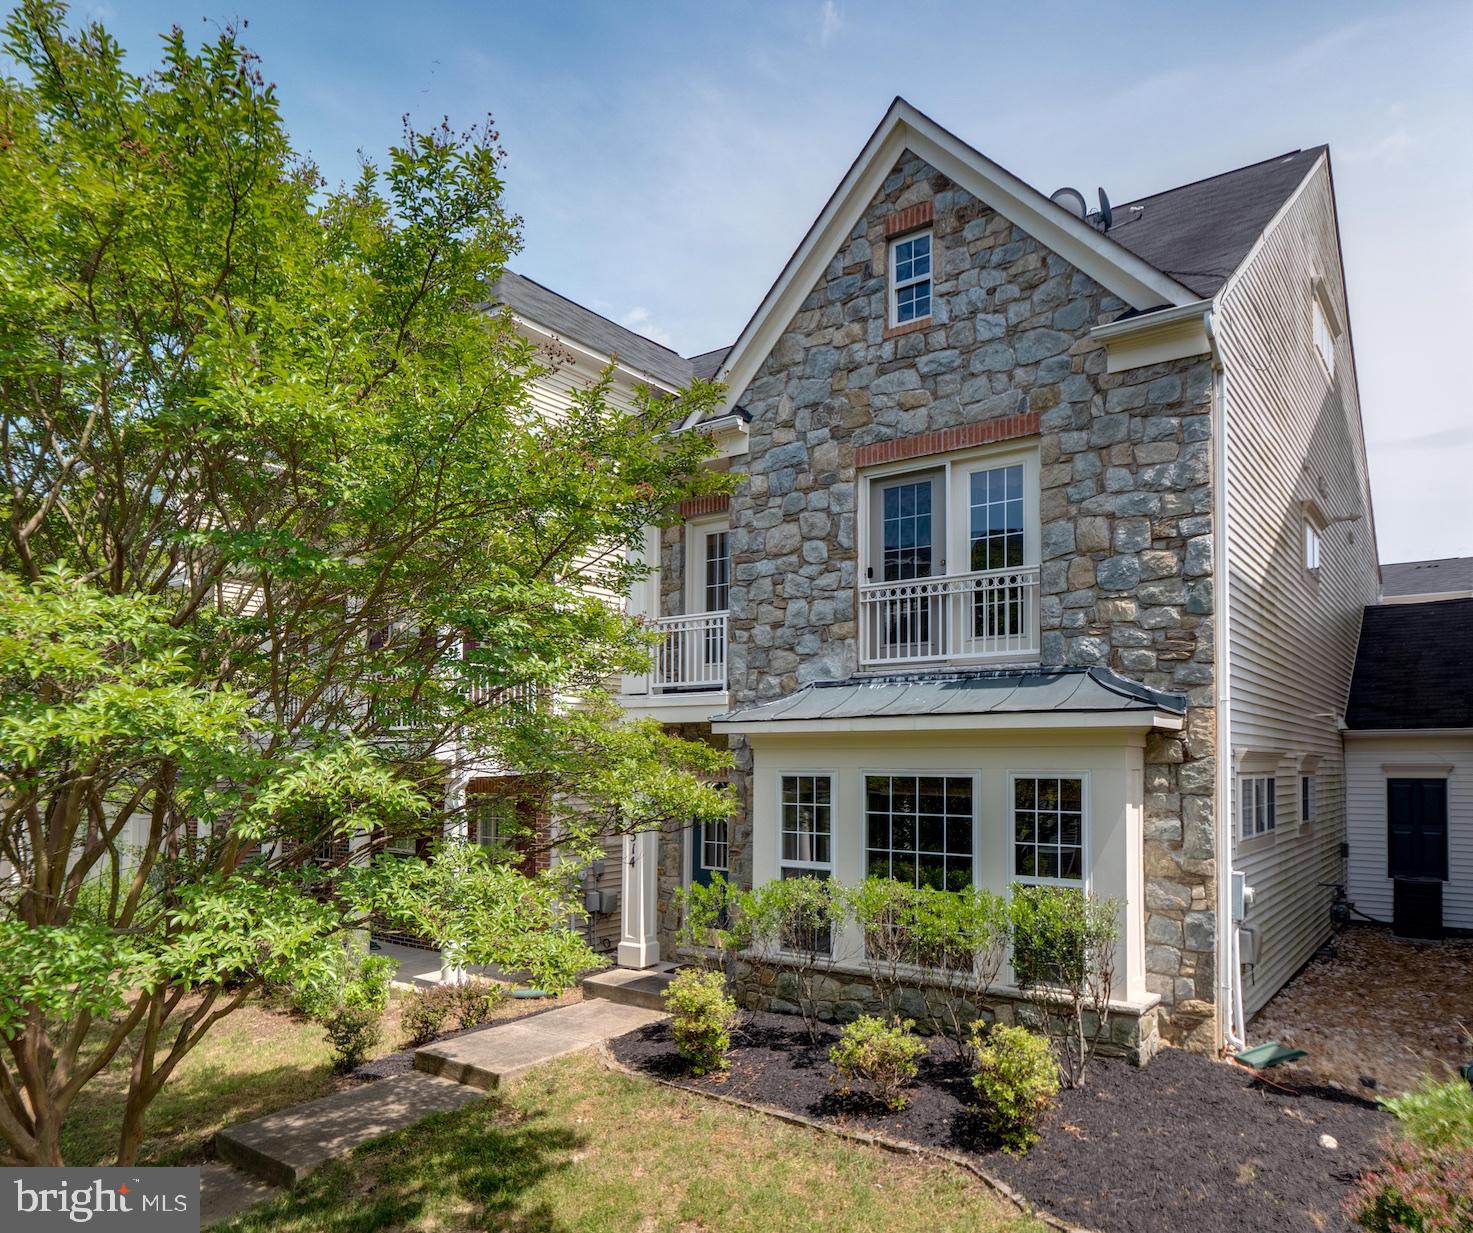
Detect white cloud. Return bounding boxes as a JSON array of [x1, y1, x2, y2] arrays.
[[819, 1, 842, 48], [618, 307, 675, 349]]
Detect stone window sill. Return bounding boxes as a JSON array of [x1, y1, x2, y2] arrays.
[[882, 317, 931, 341]]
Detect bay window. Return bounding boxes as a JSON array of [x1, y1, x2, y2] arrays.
[[864, 773, 975, 892]]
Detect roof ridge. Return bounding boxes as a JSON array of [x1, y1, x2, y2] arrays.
[[1117, 145, 1327, 209], [499, 269, 688, 361]]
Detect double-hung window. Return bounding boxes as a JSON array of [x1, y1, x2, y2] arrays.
[[1239, 775, 1277, 838], [890, 230, 932, 325], [1312, 297, 1336, 377], [703, 530, 730, 613], [1012, 775, 1086, 885], [1300, 775, 1315, 828], [864, 773, 975, 892], [780, 774, 835, 954]]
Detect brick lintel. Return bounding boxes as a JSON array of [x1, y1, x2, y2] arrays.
[[854, 411, 1041, 469], [884, 200, 934, 238], [678, 494, 731, 519]]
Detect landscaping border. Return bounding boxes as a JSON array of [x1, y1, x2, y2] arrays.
[[593, 1042, 1094, 1233]]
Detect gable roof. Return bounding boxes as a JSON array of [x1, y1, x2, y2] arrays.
[[695, 98, 1330, 422], [698, 97, 1203, 423], [688, 347, 732, 382], [1103, 147, 1328, 298], [486, 270, 695, 389], [1344, 598, 1473, 730], [1381, 556, 1473, 600]]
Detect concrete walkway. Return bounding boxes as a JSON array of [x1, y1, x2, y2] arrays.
[[213, 997, 667, 1201], [415, 998, 665, 1090]]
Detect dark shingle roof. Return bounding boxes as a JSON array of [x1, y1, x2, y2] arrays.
[[714, 666, 1185, 727], [688, 347, 732, 382], [485, 271, 694, 388], [1381, 556, 1473, 599], [1104, 147, 1327, 298], [1344, 599, 1473, 730]]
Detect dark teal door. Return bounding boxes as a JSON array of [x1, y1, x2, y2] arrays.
[[691, 819, 729, 888]]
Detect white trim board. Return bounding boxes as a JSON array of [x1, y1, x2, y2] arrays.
[[714, 710, 1183, 736], [696, 97, 1199, 422]]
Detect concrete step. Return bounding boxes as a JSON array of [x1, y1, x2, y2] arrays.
[[581, 966, 677, 1012], [414, 998, 665, 1091], [215, 1072, 483, 1188], [199, 1161, 280, 1228]]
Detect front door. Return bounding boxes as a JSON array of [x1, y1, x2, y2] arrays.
[[1387, 778, 1448, 880], [691, 818, 730, 889]]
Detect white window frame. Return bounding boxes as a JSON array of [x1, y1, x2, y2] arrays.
[[859, 769, 981, 891], [888, 228, 933, 327], [1312, 296, 1336, 377], [684, 516, 730, 615], [777, 772, 837, 877], [1303, 517, 1322, 573], [1007, 771, 1090, 890], [1238, 774, 1277, 839], [861, 444, 1041, 586]]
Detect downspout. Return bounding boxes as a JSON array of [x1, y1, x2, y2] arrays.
[[1204, 308, 1246, 1053]]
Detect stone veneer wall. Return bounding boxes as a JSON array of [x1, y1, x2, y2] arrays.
[[714, 149, 1221, 1049]]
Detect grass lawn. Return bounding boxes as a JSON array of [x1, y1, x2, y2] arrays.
[[59, 985, 582, 1167], [218, 1053, 1042, 1233]]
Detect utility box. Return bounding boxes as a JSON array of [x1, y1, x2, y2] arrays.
[[1231, 871, 1255, 923], [583, 888, 615, 915]]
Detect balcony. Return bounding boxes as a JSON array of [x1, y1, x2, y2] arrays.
[[621, 611, 729, 720], [859, 566, 1040, 666]]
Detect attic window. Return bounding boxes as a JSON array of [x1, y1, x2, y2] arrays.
[[890, 231, 932, 326]]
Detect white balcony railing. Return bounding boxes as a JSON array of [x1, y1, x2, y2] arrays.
[[651, 611, 728, 692], [859, 566, 1040, 666]]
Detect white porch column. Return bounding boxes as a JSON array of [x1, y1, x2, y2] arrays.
[[441, 770, 468, 985], [617, 828, 661, 968], [621, 525, 661, 697]]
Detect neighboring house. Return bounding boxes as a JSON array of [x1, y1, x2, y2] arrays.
[[1343, 584, 1473, 937], [598, 97, 1380, 1060], [1379, 555, 1473, 605]]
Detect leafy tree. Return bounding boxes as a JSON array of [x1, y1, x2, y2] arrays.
[[0, 2, 730, 1165]]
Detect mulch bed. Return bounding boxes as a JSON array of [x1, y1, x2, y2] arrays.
[[609, 1010, 1390, 1233]]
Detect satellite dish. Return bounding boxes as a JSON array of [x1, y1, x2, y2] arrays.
[[1050, 187, 1088, 219], [1096, 187, 1113, 231]]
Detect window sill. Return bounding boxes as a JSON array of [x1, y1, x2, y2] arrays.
[[883, 317, 932, 341]]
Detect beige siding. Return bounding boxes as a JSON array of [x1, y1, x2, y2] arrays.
[[1345, 733, 1473, 931], [1215, 159, 1381, 1016]]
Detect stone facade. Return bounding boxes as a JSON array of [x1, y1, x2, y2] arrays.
[[658, 150, 1221, 1048]]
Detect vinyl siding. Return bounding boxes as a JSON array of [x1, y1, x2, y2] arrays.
[[1344, 733, 1473, 930], [1214, 159, 1381, 1016]]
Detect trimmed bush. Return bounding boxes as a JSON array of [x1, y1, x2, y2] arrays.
[[447, 977, 504, 1028], [829, 1015, 926, 1111], [324, 1005, 380, 1072], [321, 952, 394, 1071], [970, 1023, 1059, 1153], [401, 984, 456, 1045], [664, 968, 739, 1076]]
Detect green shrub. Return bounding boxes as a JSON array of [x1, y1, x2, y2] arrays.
[[401, 984, 456, 1045], [1382, 1076, 1473, 1150], [829, 1015, 926, 1111], [323, 1004, 381, 1073], [1350, 1136, 1473, 1233], [970, 1023, 1059, 1153], [745, 876, 846, 1041], [447, 977, 504, 1028], [1009, 885, 1119, 1088], [345, 954, 395, 1014], [664, 968, 739, 1076]]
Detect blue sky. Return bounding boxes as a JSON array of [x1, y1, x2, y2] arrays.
[[57, 2, 1473, 561]]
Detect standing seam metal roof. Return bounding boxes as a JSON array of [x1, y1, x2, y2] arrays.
[[713, 666, 1185, 726]]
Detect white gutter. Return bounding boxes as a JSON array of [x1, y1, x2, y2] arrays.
[[1204, 309, 1246, 1054], [1088, 298, 1216, 342]]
